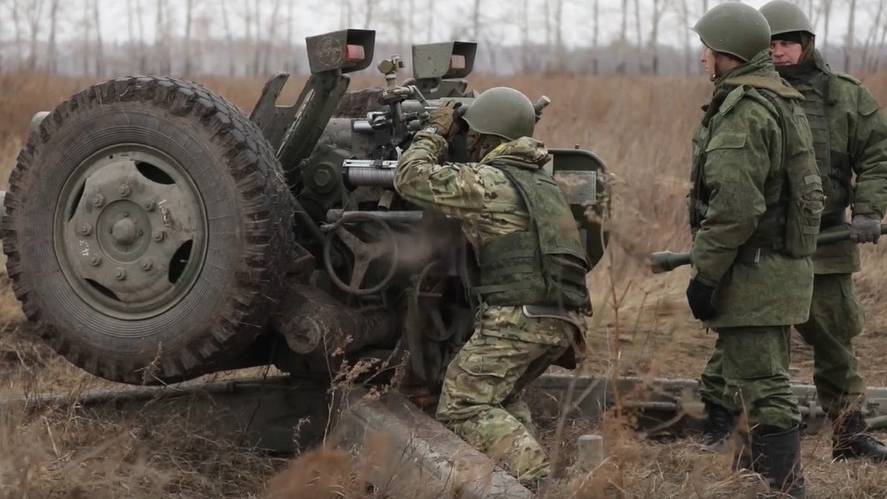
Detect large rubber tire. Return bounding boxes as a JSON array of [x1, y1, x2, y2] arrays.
[[2, 76, 295, 384]]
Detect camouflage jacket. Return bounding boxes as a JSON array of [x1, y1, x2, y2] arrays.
[[689, 50, 815, 328], [395, 132, 547, 252], [395, 133, 575, 347], [779, 51, 887, 274]]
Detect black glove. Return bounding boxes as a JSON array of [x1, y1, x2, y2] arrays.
[[686, 278, 717, 321], [850, 214, 882, 244]]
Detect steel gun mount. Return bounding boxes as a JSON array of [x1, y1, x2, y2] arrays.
[[6, 30, 610, 391]]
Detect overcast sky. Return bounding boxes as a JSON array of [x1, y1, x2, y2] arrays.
[[0, 0, 874, 51]]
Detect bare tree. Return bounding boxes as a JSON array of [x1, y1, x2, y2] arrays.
[[861, 0, 886, 72], [472, 0, 482, 40], [81, 4, 92, 74], [183, 0, 196, 75], [155, 0, 171, 74], [364, 0, 375, 28], [220, 0, 236, 76], [554, 0, 565, 71], [138, 0, 148, 72], [649, 0, 671, 75], [592, 0, 600, 74], [252, 0, 261, 75], [408, 0, 415, 42], [845, 0, 857, 72], [821, 0, 832, 54], [544, 0, 552, 67], [679, 0, 692, 75], [24, 0, 45, 70], [633, 0, 643, 49], [47, 0, 60, 72], [262, 0, 283, 74], [93, 0, 104, 74], [521, 0, 530, 73], [127, 0, 137, 70], [8, 0, 24, 70], [426, 0, 434, 41], [621, 0, 629, 42], [873, 8, 887, 73]]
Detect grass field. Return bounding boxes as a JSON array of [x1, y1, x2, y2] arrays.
[[2, 70, 887, 497]]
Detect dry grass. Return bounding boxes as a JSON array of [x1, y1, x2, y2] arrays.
[[2, 70, 887, 497]]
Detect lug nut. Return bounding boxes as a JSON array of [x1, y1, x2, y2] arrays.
[[78, 223, 93, 236], [115, 268, 127, 281], [140, 259, 153, 271], [89, 255, 102, 267], [153, 231, 166, 242], [119, 184, 132, 197], [122, 212, 130, 218], [137, 229, 144, 237], [91, 194, 105, 208], [144, 200, 156, 212]]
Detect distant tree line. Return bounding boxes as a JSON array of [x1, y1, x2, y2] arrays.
[[1, 0, 887, 77]]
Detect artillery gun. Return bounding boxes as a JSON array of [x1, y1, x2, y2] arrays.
[[2, 30, 609, 389]]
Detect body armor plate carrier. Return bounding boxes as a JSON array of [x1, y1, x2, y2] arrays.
[[472, 159, 591, 310]]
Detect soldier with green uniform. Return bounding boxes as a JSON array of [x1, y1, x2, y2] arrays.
[[393, 87, 591, 485], [699, 0, 887, 464], [687, 3, 823, 496]]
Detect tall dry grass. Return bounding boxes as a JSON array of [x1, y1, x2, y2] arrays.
[[2, 70, 887, 497]]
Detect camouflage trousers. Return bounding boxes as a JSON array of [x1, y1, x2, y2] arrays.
[[436, 305, 573, 485], [701, 273, 865, 418], [699, 325, 801, 430]]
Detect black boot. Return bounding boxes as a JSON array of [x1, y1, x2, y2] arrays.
[[751, 425, 805, 498], [700, 401, 736, 450], [832, 410, 887, 462]]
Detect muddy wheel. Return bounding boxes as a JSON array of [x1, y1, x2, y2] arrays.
[[2, 76, 295, 384]]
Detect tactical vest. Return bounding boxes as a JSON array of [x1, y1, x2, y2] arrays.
[[472, 159, 590, 309], [690, 86, 823, 257], [788, 73, 852, 224]]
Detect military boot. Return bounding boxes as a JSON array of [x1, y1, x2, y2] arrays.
[[832, 410, 887, 462], [700, 401, 736, 451], [751, 425, 805, 499]]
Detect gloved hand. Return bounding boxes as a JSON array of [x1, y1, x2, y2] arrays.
[[850, 214, 882, 244], [686, 278, 717, 321], [426, 101, 462, 139]]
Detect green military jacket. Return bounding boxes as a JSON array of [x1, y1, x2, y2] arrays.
[[689, 50, 816, 328], [779, 51, 887, 274], [394, 132, 584, 345]]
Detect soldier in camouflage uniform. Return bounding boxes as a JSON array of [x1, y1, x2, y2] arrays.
[[394, 87, 591, 485], [699, 0, 887, 464], [687, 4, 823, 497]]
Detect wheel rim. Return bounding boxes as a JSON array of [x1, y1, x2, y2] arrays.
[[54, 145, 208, 321]]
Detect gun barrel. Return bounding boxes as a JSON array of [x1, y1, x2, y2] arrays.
[[649, 224, 887, 274]]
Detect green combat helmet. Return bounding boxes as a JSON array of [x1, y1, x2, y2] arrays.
[[760, 0, 816, 37], [461, 87, 536, 141], [693, 2, 771, 62]]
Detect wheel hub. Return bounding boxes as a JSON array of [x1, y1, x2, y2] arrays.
[[111, 217, 137, 246], [96, 200, 152, 262], [57, 148, 206, 319]]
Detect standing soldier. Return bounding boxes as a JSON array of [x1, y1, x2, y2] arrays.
[[699, 0, 887, 464], [687, 3, 822, 497], [393, 88, 591, 485]]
